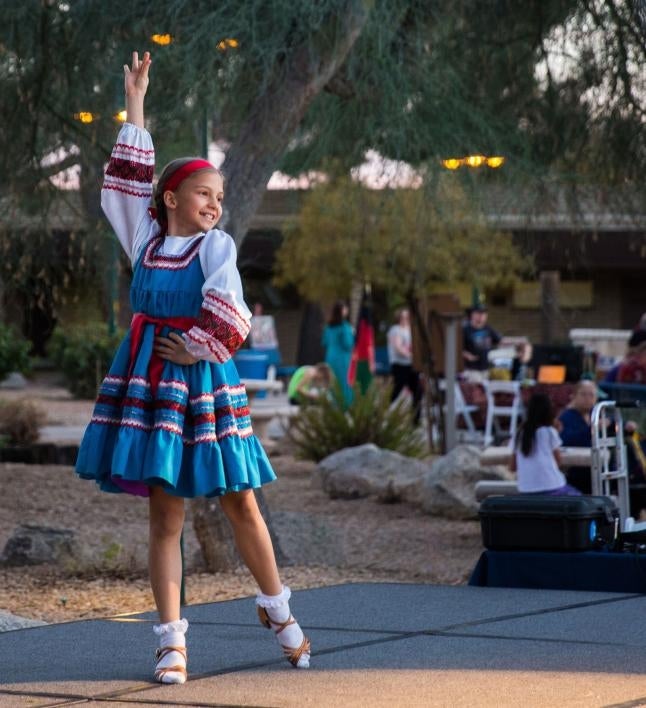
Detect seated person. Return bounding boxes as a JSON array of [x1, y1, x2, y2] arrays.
[[617, 341, 646, 384], [287, 363, 332, 405], [557, 380, 597, 494], [510, 392, 581, 496], [510, 341, 533, 381]]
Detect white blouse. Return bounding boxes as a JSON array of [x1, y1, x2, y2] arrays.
[[100, 123, 251, 362]]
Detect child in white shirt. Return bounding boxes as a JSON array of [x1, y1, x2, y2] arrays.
[[511, 392, 582, 496]]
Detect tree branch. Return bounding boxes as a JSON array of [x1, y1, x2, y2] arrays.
[[220, 0, 372, 247]]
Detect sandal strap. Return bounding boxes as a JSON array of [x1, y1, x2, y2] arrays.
[[155, 645, 187, 663], [154, 645, 187, 682], [283, 635, 311, 668], [257, 606, 296, 635]]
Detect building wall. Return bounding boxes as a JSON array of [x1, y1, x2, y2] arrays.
[[488, 273, 625, 344]]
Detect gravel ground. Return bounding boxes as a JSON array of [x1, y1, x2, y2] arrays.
[[0, 377, 484, 625]]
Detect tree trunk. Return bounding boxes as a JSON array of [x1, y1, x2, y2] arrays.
[[190, 489, 287, 573], [219, 0, 371, 247]]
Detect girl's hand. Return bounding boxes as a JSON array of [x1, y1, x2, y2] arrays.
[[124, 51, 151, 98], [154, 332, 198, 365]]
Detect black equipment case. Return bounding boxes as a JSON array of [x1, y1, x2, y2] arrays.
[[479, 495, 619, 551]]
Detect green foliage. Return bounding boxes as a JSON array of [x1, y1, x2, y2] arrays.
[[50, 323, 124, 399], [289, 380, 426, 462], [0, 399, 46, 446], [0, 323, 31, 381], [274, 174, 530, 303]]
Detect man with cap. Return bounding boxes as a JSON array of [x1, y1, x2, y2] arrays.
[[462, 304, 501, 372]]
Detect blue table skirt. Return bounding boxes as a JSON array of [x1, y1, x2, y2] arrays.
[[469, 550, 646, 594]]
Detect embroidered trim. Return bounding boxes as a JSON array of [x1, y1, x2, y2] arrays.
[[102, 183, 152, 199], [106, 157, 154, 183], [114, 142, 155, 156], [141, 236, 204, 270]]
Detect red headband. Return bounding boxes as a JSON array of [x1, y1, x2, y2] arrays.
[[162, 159, 216, 193]]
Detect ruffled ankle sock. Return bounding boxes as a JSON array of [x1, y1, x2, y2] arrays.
[[153, 618, 188, 684], [256, 585, 310, 668]]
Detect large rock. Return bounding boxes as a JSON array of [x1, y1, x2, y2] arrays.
[[0, 524, 84, 566], [0, 610, 47, 632], [317, 443, 429, 503], [420, 444, 512, 520]]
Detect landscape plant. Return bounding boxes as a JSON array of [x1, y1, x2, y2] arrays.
[[49, 323, 125, 399], [289, 380, 426, 462], [0, 323, 31, 382]]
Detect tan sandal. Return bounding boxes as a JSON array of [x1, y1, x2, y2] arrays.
[[257, 605, 311, 668], [154, 645, 187, 684]]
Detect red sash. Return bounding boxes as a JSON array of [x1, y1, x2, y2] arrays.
[[129, 313, 198, 396]]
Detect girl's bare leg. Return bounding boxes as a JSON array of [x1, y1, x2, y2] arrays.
[[148, 487, 185, 622], [218, 489, 282, 595], [220, 489, 310, 667]]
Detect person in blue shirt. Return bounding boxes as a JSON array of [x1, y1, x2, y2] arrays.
[[462, 305, 501, 371], [557, 380, 597, 493], [322, 301, 354, 405]]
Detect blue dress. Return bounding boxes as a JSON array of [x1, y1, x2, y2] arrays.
[[322, 322, 354, 404], [75, 124, 275, 499]]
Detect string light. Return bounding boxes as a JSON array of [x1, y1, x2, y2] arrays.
[[442, 158, 462, 170], [464, 154, 486, 167], [151, 34, 172, 45], [74, 112, 95, 123], [217, 38, 239, 51], [114, 110, 127, 123], [441, 155, 506, 169]]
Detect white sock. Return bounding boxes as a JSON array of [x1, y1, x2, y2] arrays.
[[153, 618, 188, 684], [256, 585, 310, 668]]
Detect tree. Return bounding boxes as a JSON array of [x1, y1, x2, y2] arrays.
[[274, 174, 528, 304]]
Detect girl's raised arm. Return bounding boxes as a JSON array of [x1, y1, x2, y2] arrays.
[[101, 51, 156, 264]]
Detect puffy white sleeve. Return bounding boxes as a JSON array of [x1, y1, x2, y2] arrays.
[[101, 123, 157, 264], [183, 230, 252, 363]]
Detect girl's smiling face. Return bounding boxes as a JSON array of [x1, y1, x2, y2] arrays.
[[164, 170, 224, 236]]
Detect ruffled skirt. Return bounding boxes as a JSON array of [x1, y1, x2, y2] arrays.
[[75, 329, 276, 498]]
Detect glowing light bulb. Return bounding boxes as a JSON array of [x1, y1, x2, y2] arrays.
[[465, 155, 486, 168], [217, 38, 239, 51], [151, 34, 172, 45], [74, 112, 95, 123], [442, 158, 462, 170], [114, 110, 127, 123], [486, 156, 505, 168]]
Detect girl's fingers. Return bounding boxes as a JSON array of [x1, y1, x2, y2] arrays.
[[132, 50, 139, 70]]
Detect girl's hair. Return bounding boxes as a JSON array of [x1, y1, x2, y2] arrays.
[[516, 392, 554, 456], [329, 301, 347, 326], [153, 157, 224, 233]]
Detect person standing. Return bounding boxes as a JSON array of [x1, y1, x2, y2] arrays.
[[322, 301, 354, 405], [387, 308, 422, 424], [75, 51, 310, 683], [462, 305, 501, 372]]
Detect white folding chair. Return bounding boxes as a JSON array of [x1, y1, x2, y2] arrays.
[[436, 380, 482, 445], [483, 380, 523, 447]]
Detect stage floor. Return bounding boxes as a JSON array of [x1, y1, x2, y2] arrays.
[[3, 582, 646, 707]]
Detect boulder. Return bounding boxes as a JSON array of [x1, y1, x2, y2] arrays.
[[0, 610, 47, 632], [317, 443, 429, 503], [0, 524, 84, 566], [0, 372, 28, 390], [420, 444, 512, 520]]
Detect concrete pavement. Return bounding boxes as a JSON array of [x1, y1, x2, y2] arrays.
[[2, 582, 646, 707]]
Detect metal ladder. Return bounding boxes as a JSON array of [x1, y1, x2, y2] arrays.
[[591, 400, 631, 530]]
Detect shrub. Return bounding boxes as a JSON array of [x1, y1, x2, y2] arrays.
[[0, 398, 46, 445], [50, 323, 124, 398], [288, 380, 426, 462], [0, 323, 31, 381]]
